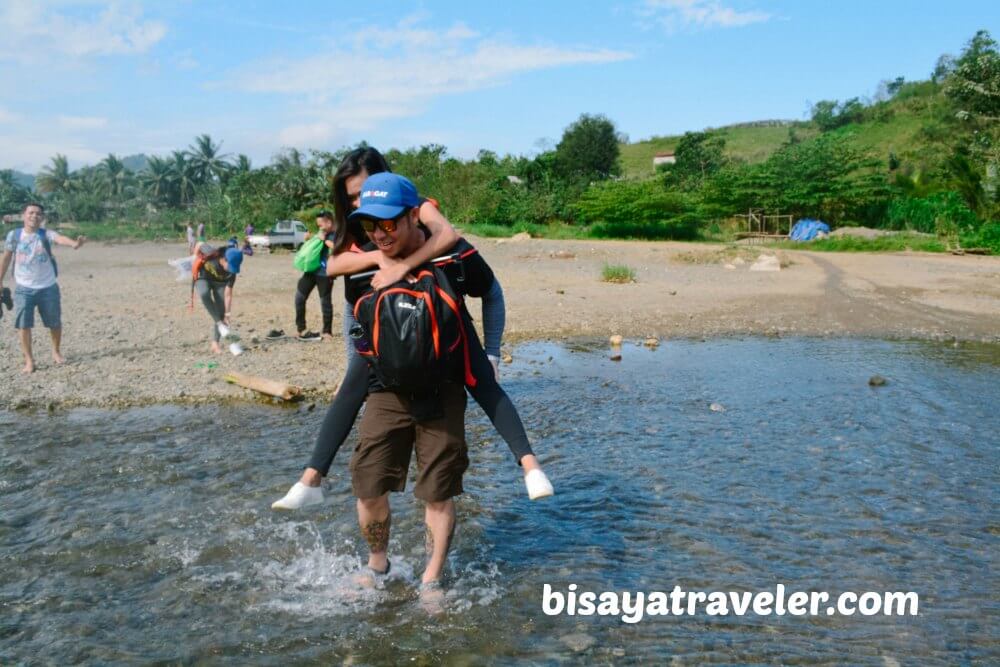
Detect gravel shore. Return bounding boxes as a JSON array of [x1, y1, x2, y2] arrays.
[[2, 236, 998, 410]]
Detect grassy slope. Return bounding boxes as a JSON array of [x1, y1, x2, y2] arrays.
[[620, 125, 819, 178], [839, 88, 955, 167], [619, 83, 954, 179]]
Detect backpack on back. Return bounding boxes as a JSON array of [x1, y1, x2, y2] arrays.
[[190, 246, 222, 281], [11, 228, 58, 278], [189, 245, 223, 309], [353, 265, 476, 392]]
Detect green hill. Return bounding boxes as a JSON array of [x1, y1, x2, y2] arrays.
[[619, 81, 960, 180], [121, 154, 150, 173], [621, 122, 818, 177], [12, 170, 34, 190]]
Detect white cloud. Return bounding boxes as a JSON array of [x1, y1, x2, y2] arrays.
[[57, 115, 109, 130], [221, 17, 632, 150], [0, 133, 104, 172], [0, 106, 21, 123], [173, 50, 199, 71], [640, 0, 770, 31], [0, 1, 166, 63], [276, 122, 337, 148]]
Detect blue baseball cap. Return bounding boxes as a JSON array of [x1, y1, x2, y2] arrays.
[[348, 173, 421, 221], [225, 247, 244, 274]]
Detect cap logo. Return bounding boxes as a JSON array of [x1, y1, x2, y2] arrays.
[[362, 190, 389, 199]]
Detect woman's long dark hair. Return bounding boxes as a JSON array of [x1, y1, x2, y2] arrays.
[[332, 147, 390, 254]]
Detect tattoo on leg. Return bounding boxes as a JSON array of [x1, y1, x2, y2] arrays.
[[362, 515, 391, 553], [425, 518, 455, 557], [444, 522, 455, 556]]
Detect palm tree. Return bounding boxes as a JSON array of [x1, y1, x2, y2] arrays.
[[170, 151, 197, 206], [100, 153, 132, 198], [140, 155, 173, 205], [188, 134, 230, 184], [272, 148, 304, 172], [0, 169, 22, 192], [36, 154, 74, 194], [74, 169, 105, 196], [0, 169, 32, 213], [948, 151, 986, 214], [233, 154, 252, 174]]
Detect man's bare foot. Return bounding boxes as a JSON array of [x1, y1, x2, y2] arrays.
[[321, 333, 334, 341], [52, 352, 65, 364], [419, 581, 445, 615], [22, 361, 34, 374], [210, 341, 222, 354], [353, 558, 390, 589]]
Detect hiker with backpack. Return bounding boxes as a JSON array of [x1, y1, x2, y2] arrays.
[[190, 241, 243, 354], [342, 172, 530, 592], [291, 210, 336, 341], [0, 202, 86, 374], [272, 150, 553, 512]]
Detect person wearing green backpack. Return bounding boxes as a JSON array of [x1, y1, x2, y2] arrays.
[[293, 210, 336, 341]]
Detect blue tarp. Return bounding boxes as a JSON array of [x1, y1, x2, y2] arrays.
[[789, 218, 831, 241]]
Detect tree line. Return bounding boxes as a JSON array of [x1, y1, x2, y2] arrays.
[[1, 30, 997, 251]]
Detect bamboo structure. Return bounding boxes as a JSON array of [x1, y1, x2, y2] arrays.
[[734, 209, 794, 244]]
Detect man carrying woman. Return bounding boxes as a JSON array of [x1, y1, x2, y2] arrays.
[[272, 147, 553, 510]]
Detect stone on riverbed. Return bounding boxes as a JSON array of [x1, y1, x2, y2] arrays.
[[560, 633, 596, 652]]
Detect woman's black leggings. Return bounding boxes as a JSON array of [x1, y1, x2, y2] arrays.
[[307, 312, 534, 475]]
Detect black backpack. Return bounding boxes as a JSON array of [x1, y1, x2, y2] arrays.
[[353, 265, 476, 392]]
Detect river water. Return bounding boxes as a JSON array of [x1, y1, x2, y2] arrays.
[[2, 338, 998, 664]]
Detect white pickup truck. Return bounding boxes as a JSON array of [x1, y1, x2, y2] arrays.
[[248, 220, 309, 251]]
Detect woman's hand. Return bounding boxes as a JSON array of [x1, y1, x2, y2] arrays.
[[371, 261, 412, 289]]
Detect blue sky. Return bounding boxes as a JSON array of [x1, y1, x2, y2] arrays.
[[1, 1, 996, 172]]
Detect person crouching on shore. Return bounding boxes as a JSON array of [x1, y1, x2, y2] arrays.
[[191, 242, 243, 354]]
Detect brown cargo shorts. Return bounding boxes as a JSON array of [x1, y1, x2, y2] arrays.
[[351, 382, 469, 502]]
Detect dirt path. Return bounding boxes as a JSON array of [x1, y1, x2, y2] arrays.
[[1, 237, 998, 410]]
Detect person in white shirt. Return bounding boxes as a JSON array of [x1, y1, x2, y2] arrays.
[[0, 203, 86, 373]]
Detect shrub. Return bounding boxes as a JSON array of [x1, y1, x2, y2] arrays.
[[960, 221, 1000, 252], [886, 191, 979, 233], [601, 263, 636, 283], [575, 180, 700, 240]]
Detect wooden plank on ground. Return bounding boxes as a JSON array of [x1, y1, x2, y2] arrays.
[[223, 372, 302, 400]]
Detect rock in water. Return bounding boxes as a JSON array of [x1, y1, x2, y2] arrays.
[[609, 334, 623, 346], [560, 633, 596, 653], [644, 337, 659, 348], [869, 375, 888, 387]]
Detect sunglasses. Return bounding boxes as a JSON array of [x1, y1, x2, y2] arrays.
[[360, 209, 410, 234]]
